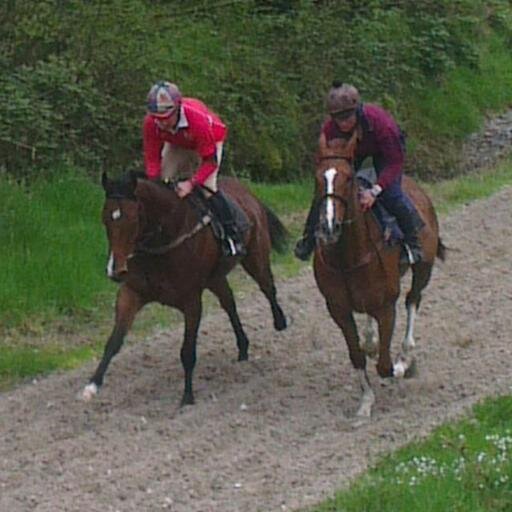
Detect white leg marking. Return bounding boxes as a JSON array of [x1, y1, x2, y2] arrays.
[[107, 252, 114, 278], [394, 303, 417, 378], [403, 303, 417, 352], [393, 357, 408, 378], [356, 369, 375, 418], [82, 383, 98, 402]]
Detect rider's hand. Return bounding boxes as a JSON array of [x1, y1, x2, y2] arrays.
[[359, 189, 376, 211], [176, 180, 194, 198]]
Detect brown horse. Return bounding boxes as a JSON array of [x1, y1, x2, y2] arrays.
[[81, 172, 287, 406], [313, 134, 445, 417]]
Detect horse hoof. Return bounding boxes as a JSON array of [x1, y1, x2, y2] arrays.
[[404, 358, 418, 379], [355, 404, 373, 419], [393, 354, 416, 379], [81, 383, 98, 402], [273, 310, 290, 331], [377, 364, 394, 378], [180, 395, 195, 407], [274, 317, 288, 331]]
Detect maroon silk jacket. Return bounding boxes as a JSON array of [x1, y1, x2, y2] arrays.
[[322, 103, 405, 190]]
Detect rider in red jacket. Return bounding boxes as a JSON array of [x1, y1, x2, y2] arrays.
[[294, 82, 424, 264], [143, 81, 244, 256]]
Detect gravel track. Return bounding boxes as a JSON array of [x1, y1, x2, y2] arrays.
[[1, 185, 511, 512]]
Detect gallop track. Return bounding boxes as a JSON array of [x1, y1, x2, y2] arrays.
[[1, 188, 511, 512]]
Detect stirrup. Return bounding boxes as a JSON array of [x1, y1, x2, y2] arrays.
[[222, 237, 246, 257], [400, 244, 423, 265]]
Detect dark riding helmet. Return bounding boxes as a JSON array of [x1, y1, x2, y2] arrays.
[[147, 81, 182, 117], [326, 81, 360, 114]]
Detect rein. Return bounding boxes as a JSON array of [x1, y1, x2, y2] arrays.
[[316, 156, 385, 272], [128, 181, 214, 256], [137, 213, 212, 255]]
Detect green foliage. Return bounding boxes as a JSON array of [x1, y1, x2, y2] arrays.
[[1, 0, 511, 181], [404, 32, 512, 179]]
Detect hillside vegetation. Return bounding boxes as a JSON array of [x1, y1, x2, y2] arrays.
[[1, 0, 512, 182]]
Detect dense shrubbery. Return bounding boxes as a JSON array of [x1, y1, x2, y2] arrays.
[[1, 0, 511, 181]]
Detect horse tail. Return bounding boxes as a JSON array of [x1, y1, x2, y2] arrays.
[[263, 204, 288, 254], [437, 237, 447, 261]]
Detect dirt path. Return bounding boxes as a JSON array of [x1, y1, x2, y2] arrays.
[[1, 187, 512, 512]]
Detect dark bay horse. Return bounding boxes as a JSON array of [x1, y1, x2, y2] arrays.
[[313, 134, 445, 417], [82, 172, 287, 406]]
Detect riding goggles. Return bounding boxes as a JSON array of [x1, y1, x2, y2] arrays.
[[330, 108, 356, 121]]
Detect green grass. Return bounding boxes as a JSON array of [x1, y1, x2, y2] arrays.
[[0, 343, 97, 390], [423, 158, 512, 214], [0, 170, 110, 329], [247, 178, 314, 216], [310, 396, 512, 512]]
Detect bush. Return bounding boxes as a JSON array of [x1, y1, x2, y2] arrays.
[[1, 0, 511, 181]]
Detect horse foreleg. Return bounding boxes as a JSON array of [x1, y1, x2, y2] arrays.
[[326, 301, 374, 417], [180, 297, 202, 406], [82, 285, 143, 401], [241, 256, 287, 331], [208, 277, 249, 361], [373, 305, 396, 378], [356, 369, 375, 418]]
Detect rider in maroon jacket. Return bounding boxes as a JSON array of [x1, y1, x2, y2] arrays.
[[294, 82, 424, 264]]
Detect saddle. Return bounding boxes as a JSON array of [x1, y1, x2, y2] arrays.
[[356, 167, 403, 245], [189, 189, 250, 246]]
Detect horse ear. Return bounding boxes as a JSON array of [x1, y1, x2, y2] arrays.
[[128, 170, 138, 194], [101, 171, 109, 191], [318, 133, 328, 154]]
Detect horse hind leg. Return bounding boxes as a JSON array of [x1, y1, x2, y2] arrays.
[[82, 285, 144, 401], [208, 277, 250, 361], [395, 263, 433, 378], [241, 250, 287, 331]]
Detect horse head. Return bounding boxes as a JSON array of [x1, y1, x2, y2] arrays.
[[315, 132, 358, 244], [101, 170, 145, 282]]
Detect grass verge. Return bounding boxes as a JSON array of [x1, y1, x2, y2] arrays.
[[310, 396, 512, 512]]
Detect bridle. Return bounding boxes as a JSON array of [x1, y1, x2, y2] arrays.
[[123, 182, 213, 256]]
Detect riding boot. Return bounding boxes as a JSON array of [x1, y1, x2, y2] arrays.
[[207, 192, 246, 257], [294, 197, 319, 261], [390, 199, 425, 265]]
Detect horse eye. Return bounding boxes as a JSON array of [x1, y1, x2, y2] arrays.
[[112, 209, 122, 221]]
